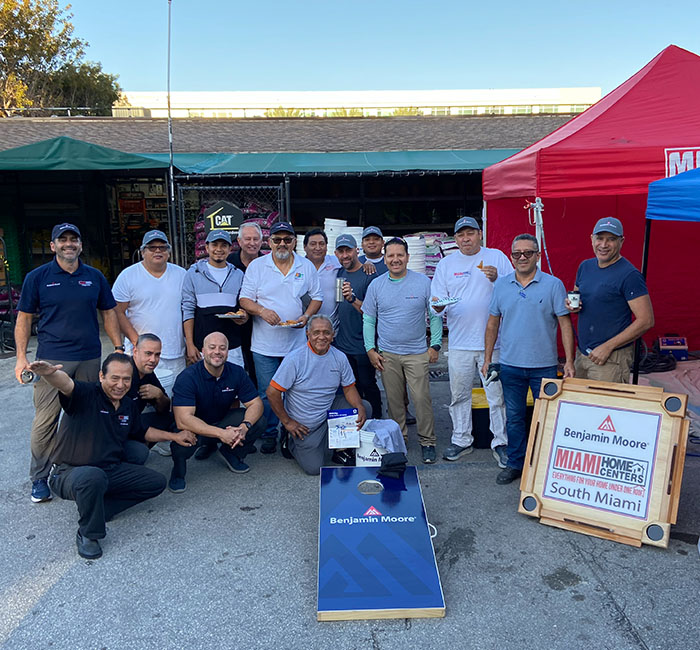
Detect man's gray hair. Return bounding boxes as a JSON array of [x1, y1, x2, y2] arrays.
[[238, 222, 263, 239], [306, 314, 335, 333], [512, 233, 539, 251], [136, 333, 162, 347]]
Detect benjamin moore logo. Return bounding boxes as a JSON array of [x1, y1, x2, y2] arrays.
[[363, 506, 382, 516], [598, 416, 616, 432]]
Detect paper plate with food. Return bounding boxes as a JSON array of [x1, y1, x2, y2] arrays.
[[216, 309, 247, 319], [276, 319, 304, 328], [431, 297, 460, 307]]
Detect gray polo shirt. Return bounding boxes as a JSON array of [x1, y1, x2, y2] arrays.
[[489, 269, 568, 368]]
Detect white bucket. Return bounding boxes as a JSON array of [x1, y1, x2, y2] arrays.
[[355, 430, 388, 467], [154, 368, 175, 398]]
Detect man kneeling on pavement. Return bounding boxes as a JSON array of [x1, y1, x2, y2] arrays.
[[266, 315, 370, 475], [169, 332, 265, 492], [30, 353, 196, 560]]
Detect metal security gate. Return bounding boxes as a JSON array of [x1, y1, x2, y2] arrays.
[[174, 182, 287, 266]]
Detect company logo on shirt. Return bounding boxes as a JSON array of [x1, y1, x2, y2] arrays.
[[221, 386, 236, 393], [100, 410, 109, 414], [294, 272, 304, 280], [405, 294, 420, 300], [78, 280, 93, 287], [117, 414, 130, 426], [453, 271, 470, 278], [46, 282, 61, 287]]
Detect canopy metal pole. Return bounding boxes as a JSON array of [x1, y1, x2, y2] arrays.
[[165, 0, 180, 265], [481, 200, 487, 246], [632, 218, 653, 384]]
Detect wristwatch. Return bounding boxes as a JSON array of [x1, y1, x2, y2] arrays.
[[348, 294, 356, 304], [242, 420, 252, 430], [115, 345, 125, 351], [430, 344, 441, 352]]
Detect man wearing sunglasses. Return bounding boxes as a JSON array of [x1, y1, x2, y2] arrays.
[[484, 234, 575, 485], [239, 222, 322, 454]]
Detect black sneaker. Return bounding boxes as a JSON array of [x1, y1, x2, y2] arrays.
[[219, 447, 251, 473], [76, 531, 102, 560], [405, 411, 417, 426], [331, 449, 356, 466], [31, 479, 52, 503], [260, 438, 277, 454], [421, 445, 437, 464], [496, 467, 522, 485], [194, 443, 217, 460], [280, 429, 293, 459]]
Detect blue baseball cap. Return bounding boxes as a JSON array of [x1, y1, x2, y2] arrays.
[[362, 226, 383, 239], [454, 216, 481, 233], [270, 222, 295, 235], [142, 230, 170, 246], [51, 223, 81, 240], [592, 217, 624, 237], [206, 229, 232, 244], [335, 234, 357, 250]]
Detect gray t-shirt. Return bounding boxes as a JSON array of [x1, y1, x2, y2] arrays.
[[362, 270, 432, 355], [271, 344, 356, 429]]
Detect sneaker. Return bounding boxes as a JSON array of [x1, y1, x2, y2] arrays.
[[496, 467, 522, 485], [152, 441, 172, 457], [260, 438, 277, 454], [331, 449, 356, 466], [492, 445, 508, 469], [168, 476, 187, 493], [421, 445, 437, 464], [76, 531, 102, 560], [280, 429, 293, 459], [405, 411, 417, 426], [194, 443, 217, 460], [442, 443, 474, 462], [31, 479, 52, 503], [219, 447, 250, 473]]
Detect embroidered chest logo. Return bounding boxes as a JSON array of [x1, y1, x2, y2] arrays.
[[46, 282, 61, 287], [117, 414, 130, 426], [78, 280, 93, 287]]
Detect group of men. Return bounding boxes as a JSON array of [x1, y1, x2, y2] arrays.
[[14, 214, 652, 558]]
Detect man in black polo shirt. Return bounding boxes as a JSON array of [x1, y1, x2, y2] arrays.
[[14, 223, 123, 504], [170, 331, 265, 493], [29, 354, 196, 560]]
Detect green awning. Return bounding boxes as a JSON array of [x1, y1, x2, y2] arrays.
[[0, 136, 170, 171]]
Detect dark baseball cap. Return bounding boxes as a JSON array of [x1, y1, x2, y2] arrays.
[[51, 223, 81, 240], [454, 216, 481, 233], [205, 229, 232, 244], [270, 222, 295, 235], [335, 234, 357, 250], [592, 217, 623, 237], [362, 226, 383, 239], [142, 230, 170, 246]]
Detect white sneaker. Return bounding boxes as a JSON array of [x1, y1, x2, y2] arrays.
[[152, 441, 172, 457]]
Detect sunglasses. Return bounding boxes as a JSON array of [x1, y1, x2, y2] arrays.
[[270, 236, 294, 245], [511, 250, 537, 259], [145, 245, 170, 253]]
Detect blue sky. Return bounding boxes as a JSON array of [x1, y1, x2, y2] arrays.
[[66, 0, 700, 94]]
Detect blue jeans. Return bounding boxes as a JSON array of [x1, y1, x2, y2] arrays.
[[253, 352, 284, 439], [500, 364, 558, 471]]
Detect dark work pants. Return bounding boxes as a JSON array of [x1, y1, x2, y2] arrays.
[[49, 462, 166, 539], [170, 408, 265, 479], [345, 352, 383, 419], [122, 411, 177, 465]]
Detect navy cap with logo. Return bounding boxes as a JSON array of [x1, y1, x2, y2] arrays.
[[362, 226, 383, 239], [335, 234, 357, 250], [454, 216, 481, 233], [270, 222, 295, 235], [592, 217, 624, 237], [205, 229, 232, 244], [142, 230, 170, 246], [51, 223, 81, 240]]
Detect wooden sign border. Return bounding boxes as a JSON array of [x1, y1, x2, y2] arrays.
[[519, 378, 689, 548]]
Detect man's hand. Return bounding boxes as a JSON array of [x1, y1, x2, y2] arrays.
[[172, 430, 197, 447], [588, 343, 613, 366], [14, 355, 30, 384], [138, 384, 164, 402], [284, 418, 309, 439], [565, 297, 582, 313], [362, 261, 376, 275], [219, 425, 246, 447], [342, 281, 354, 301], [355, 405, 367, 431], [563, 361, 575, 378], [186, 342, 202, 365], [28, 360, 63, 376], [295, 314, 309, 329], [431, 297, 446, 314], [259, 307, 281, 326], [481, 359, 492, 378], [479, 265, 498, 282], [428, 347, 439, 363], [233, 311, 249, 325], [367, 349, 385, 372]]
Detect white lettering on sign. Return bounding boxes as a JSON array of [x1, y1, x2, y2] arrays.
[[665, 147, 700, 177]]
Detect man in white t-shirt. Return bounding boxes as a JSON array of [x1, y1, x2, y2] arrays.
[[239, 222, 323, 454], [304, 228, 341, 327], [113, 230, 187, 376], [431, 216, 513, 467]]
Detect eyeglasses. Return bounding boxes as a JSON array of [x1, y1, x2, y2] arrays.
[[511, 250, 537, 259], [145, 245, 170, 253], [270, 236, 294, 245]]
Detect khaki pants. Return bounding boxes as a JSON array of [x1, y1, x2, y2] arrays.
[[381, 350, 435, 447], [30, 357, 100, 481], [574, 346, 635, 384]]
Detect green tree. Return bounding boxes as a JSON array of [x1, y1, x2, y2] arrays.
[[45, 61, 120, 115]]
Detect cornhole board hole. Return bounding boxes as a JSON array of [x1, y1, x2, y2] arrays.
[[519, 378, 689, 548], [317, 466, 445, 621]]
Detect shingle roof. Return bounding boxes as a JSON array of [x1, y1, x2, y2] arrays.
[[0, 115, 572, 154]]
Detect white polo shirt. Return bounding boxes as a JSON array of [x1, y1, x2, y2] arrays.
[[240, 252, 323, 356], [312, 254, 341, 324]]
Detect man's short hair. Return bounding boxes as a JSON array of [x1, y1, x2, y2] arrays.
[[303, 228, 328, 247], [306, 314, 335, 333], [384, 237, 408, 253], [101, 352, 132, 375], [238, 222, 263, 239], [136, 333, 162, 347], [512, 233, 539, 251]]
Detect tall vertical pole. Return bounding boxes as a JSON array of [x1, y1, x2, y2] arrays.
[[166, 0, 180, 265]]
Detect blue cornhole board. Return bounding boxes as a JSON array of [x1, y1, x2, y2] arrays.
[[317, 466, 445, 620]]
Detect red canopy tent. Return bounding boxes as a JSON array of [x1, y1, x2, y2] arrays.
[[482, 45, 700, 349]]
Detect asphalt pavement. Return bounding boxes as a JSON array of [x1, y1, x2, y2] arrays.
[[0, 341, 698, 650]]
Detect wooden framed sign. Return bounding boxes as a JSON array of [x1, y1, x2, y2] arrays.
[[519, 378, 689, 548]]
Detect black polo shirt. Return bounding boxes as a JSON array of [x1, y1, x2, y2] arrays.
[[54, 381, 146, 468], [126, 358, 166, 413], [226, 250, 263, 273], [172, 360, 257, 425], [17, 259, 116, 361]]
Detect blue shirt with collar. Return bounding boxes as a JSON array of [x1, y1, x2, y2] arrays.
[[172, 360, 258, 425], [17, 259, 117, 361], [489, 268, 569, 368]]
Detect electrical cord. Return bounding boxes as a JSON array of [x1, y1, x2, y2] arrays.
[[637, 339, 677, 374]]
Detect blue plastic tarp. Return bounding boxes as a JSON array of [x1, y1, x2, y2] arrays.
[[646, 167, 700, 223]]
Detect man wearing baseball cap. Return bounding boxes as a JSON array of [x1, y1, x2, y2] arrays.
[[359, 226, 388, 276], [431, 216, 513, 467], [567, 217, 654, 383], [14, 223, 122, 503]]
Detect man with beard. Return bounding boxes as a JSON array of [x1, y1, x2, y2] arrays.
[[239, 222, 322, 454], [14, 223, 122, 503], [169, 332, 265, 492]]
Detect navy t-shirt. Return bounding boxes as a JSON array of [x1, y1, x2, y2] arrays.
[[334, 267, 377, 355], [575, 257, 649, 353], [17, 259, 117, 361], [172, 360, 258, 425], [359, 255, 388, 276]]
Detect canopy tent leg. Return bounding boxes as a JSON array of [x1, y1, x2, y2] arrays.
[[632, 218, 653, 384]]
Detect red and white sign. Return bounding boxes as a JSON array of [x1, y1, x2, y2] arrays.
[[665, 147, 700, 177]]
